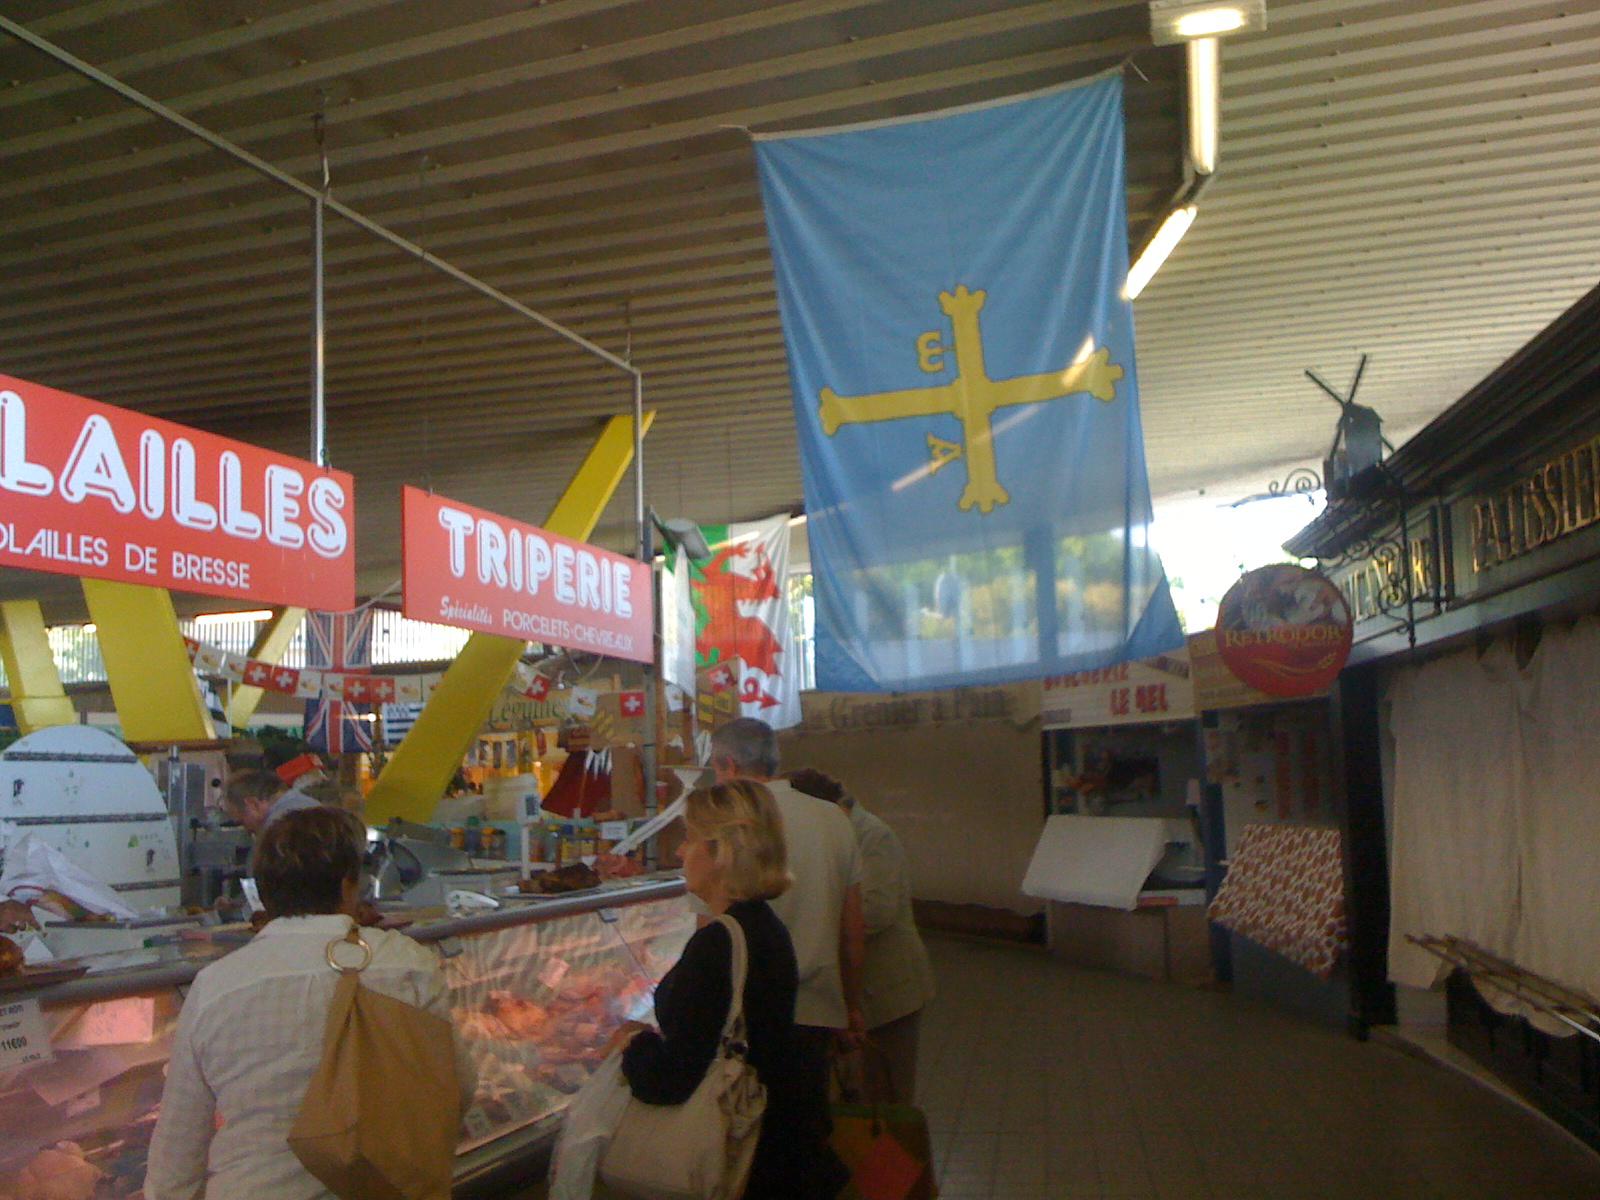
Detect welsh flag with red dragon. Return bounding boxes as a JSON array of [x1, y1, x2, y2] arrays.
[[676, 515, 801, 730]]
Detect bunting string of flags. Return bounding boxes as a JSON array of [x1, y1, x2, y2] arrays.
[[181, 637, 568, 706]]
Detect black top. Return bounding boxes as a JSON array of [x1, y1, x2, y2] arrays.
[[622, 899, 834, 1199]]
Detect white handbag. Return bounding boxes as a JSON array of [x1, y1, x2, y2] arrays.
[[600, 914, 767, 1200]]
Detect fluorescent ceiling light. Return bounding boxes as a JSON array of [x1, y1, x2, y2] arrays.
[[1124, 205, 1197, 301], [1178, 7, 1245, 37], [193, 609, 275, 624], [1186, 36, 1220, 175], [1149, 0, 1266, 45]]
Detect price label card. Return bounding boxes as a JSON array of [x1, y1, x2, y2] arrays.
[[56, 997, 156, 1050], [600, 820, 630, 842], [62, 1087, 102, 1118], [538, 955, 570, 992], [0, 999, 53, 1072]]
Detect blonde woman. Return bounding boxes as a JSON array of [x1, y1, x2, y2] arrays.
[[615, 781, 848, 1199]]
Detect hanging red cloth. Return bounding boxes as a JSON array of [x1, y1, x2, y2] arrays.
[[540, 748, 613, 818]]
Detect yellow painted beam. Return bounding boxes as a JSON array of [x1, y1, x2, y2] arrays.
[[224, 606, 306, 730], [543, 410, 654, 543], [365, 411, 654, 824], [0, 600, 78, 732], [82, 579, 214, 744]]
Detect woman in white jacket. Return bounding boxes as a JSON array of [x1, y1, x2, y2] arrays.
[[787, 768, 935, 1104], [145, 808, 473, 1200]]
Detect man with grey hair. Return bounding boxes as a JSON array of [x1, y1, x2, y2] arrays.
[[710, 717, 864, 1192], [221, 767, 323, 837]]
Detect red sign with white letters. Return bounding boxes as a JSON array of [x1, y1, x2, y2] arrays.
[[400, 486, 653, 663], [0, 373, 355, 609]]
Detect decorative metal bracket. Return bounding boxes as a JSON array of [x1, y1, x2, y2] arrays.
[[1267, 466, 1323, 501], [1311, 468, 1443, 650]]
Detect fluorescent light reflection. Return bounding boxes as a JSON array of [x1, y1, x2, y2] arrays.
[[193, 609, 274, 625], [1175, 7, 1247, 38], [1124, 205, 1197, 301]]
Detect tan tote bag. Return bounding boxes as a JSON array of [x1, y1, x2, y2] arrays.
[[289, 928, 461, 1200], [600, 914, 767, 1200]]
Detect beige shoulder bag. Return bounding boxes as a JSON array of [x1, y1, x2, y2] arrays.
[[600, 913, 768, 1200], [289, 927, 462, 1200]]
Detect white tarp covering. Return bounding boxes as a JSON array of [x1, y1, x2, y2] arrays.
[[1386, 617, 1600, 1027], [1022, 814, 1169, 911]]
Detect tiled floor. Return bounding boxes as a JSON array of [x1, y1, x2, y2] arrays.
[[513, 933, 1600, 1199], [917, 934, 1600, 1199]]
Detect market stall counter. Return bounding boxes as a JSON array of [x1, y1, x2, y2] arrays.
[[0, 875, 693, 1199]]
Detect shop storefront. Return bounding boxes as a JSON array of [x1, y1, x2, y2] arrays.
[[1029, 654, 1209, 981], [1287, 278, 1600, 1143], [1, 877, 693, 1196], [0, 373, 681, 1191], [1190, 623, 1353, 1028]]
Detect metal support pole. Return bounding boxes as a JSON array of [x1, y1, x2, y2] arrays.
[[630, 363, 659, 862], [310, 106, 330, 468], [311, 192, 327, 467], [633, 370, 646, 562]]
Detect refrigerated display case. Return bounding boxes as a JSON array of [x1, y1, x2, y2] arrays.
[[0, 877, 692, 1198]]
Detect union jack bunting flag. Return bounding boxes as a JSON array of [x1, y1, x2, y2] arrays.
[[303, 608, 374, 754]]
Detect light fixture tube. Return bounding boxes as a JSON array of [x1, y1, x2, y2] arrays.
[[1124, 205, 1198, 301], [1187, 36, 1220, 175]]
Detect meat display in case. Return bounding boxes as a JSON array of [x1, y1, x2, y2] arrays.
[[0, 988, 182, 1198], [0, 880, 692, 1196], [439, 888, 693, 1151]]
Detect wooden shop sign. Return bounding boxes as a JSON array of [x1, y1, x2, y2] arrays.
[[1040, 651, 1195, 729], [1465, 433, 1600, 574], [1329, 506, 1448, 630], [799, 683, 1034, 733]]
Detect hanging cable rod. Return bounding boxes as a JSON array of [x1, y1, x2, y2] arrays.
[[1408, 934, 1600, 1045], [0, 14, 648, 568]]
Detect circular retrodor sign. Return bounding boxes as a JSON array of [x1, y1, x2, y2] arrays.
[[1215, 564, 1354, 698]]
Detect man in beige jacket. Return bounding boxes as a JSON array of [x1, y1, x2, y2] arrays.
[[788, 768, 935, 1104], [710, 718, 866, 1181]]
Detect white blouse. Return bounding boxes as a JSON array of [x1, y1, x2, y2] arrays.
[[144, 914, 472, 1200]]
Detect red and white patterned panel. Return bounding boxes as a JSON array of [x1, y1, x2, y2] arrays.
[[1208, 823, 1348, 979]]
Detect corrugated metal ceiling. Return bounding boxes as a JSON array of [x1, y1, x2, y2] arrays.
[[0, 0, 1596, 618]]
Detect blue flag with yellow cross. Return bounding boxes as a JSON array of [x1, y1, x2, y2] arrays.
[[755, 73, 1183, 692]]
